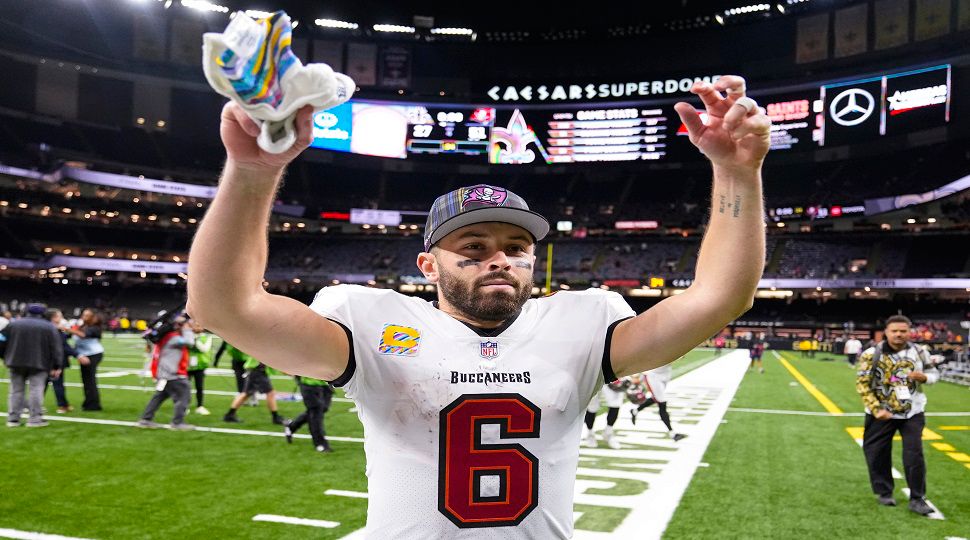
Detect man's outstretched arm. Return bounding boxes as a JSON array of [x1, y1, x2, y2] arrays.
[[611, 76, 769, 377], [187, 103, 349, 381]]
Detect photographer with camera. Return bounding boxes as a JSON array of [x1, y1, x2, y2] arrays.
[[137, 316, 196, 430]]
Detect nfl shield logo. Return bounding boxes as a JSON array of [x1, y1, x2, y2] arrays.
[[480, 341, 499, 359]]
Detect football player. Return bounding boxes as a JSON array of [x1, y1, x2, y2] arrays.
[[630, 364, 686, 441], [583, 381, 627, 449], [188, 75, 769, 537]]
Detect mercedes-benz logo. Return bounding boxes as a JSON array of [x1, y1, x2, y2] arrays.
[[829, 88, 875, 127]]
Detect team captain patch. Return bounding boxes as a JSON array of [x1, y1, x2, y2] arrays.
[[378, 324, 421, 356]]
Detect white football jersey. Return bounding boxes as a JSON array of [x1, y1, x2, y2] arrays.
[[644, 364, 672, 403], [310, 285, 635, 539]]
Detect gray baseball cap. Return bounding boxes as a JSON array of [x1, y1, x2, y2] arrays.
[[423, 184, 549, 251]]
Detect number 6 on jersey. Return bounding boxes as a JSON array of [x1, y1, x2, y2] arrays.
[[438, 394, 542, 528]]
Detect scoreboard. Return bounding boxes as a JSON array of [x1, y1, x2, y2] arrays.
[[405, 106, 495, 156], [309, 63, 955, 165]]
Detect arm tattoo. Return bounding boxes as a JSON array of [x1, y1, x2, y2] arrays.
[[733, 195, 741, 218], [718, 195, 726, 214]]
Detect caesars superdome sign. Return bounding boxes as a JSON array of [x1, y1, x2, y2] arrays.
[[485, 74, 723, 102]]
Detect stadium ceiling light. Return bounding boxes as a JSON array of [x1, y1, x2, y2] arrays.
[[244, 9, 274, 19], [373, 23, 415, 33], [714, 14, 724, 25], [927, 217, 937, 223], [315, 18, 359, 29], [430, 27, 474, 35], [180, 0, 229, 14]]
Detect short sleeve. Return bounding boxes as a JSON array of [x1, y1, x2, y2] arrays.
[[599, 291, 637, 382], [308, 286, 357, 389]]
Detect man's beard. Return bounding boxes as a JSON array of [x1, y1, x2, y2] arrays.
[[437, 267, 533, 323]]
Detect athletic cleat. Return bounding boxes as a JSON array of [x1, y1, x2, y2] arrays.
[[315, 445, 333, 453], [630, 409, 638, 426], [283, 421, 293, 444], [136, 419, 162, 429], [582, 431, 598, 448], [876, 495, 897, 506], [6, 421, 20, 428], [272, 415, 286, 425], [908, 498, 932, 515], [56, 406, 74, 414], [223, 414, 242, 423], [195, 406, 211, 416], [26, 421, 49, 428], [170, 423, 196, 431], [672, 433, 688, 442], [605, 433, 621, 449]]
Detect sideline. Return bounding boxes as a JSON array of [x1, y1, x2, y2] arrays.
[[773, 351, 844, 415]]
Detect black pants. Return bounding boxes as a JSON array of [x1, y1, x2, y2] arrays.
[[289, 384, 333, 447], [863, 412, 927, 499], [79, 353, 103, 410], [231, 359, 246, 393], [46, 369, 70, 407], [189, 370, 205, 407]]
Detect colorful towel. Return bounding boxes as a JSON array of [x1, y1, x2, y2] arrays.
[[203, 11, 355, 153]]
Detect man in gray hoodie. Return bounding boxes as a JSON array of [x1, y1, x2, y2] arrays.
[[2, 303, 64, 427], [137, 316, 195, 430]]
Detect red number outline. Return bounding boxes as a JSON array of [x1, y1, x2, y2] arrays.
[[438, 393, 541, 528]]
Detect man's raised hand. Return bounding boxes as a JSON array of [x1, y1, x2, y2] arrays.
[[673, 76, 771, 172], [220, 103, 314, 174]]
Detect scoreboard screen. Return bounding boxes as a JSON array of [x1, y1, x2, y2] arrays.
[[406, 106, 495, 156], [310, 63, 954, 165]]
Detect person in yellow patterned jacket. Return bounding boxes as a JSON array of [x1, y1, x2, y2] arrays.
[[855, 315, 939, 516]]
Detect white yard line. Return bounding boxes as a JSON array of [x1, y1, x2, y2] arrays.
[[0, 529, 94, 540], [325, 489, 369, 499], [0, 379, 354, 403], [251, 515, 339, 528], [0, 412, 363, 443]]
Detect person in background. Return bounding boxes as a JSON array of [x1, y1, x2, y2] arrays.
[[283, 375, 333, 453], [0, 310, 11, 332], [583, 382, 625, 449], [137, 316, 195, 430], [68, 309, 105, 411], [2, 303, 63, 427], [856, 315, 939, 516], [223, 350, 286, 425], [214, 341, 249, 395], [187, 320, 214, 415], [844, 335, 863, 367], [749, 332, 766, 373], [45, 308, 83, 413], [713, 334, 726, 356], [630, 365, 687, 441]]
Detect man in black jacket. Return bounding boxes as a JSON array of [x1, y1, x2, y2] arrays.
[[2, 304, 64, 427]]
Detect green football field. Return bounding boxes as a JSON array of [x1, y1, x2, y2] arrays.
[[1, 337, 968, 539]]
